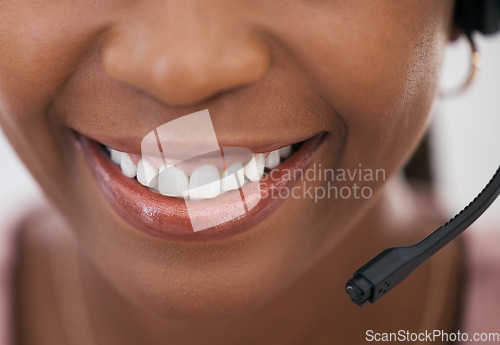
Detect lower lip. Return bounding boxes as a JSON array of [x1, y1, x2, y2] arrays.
[[78, 133, 325, 242]]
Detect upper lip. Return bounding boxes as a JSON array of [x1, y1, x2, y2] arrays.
[[77, 131, 318, 155]]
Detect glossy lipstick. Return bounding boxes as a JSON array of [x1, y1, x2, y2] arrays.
[[79, 133, 325, 242]]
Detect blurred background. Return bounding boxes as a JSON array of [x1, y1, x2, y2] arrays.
[[0, 33, 499, 231], [432, 33, 500, 229]]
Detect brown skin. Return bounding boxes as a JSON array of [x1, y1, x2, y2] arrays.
[[2, 0, 464, 344]]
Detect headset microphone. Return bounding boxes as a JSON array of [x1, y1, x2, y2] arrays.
[[346, 165, 500, 306]]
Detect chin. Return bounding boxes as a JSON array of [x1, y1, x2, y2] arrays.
[[96, 247, 297, 322]]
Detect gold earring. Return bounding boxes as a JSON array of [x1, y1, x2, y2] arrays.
[[440, 32, 482, 98]]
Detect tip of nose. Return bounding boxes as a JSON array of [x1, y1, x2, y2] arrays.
[[101, 28, 271, 106]]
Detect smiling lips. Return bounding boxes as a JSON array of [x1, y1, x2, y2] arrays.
[[79, 133, 325, 242]]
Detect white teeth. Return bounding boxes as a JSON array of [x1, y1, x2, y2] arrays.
[[279, 146, 292, 159], [189, 164, 221, 200], [244, 153, 265, 182], [110, 149, 124, 165], [221, 162, 245, 192], [265, 150, 280, 169], [137, 158, 159, 188], [158, 165, 189, 198], [106, 143, 296, 200], [120, 154, 137, 178]]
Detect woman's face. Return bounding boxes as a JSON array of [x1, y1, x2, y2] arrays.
[[0, 0, 455, 319]]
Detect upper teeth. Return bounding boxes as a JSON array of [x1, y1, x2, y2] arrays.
[[158, 165, 189, 198], [243, 153, 265, 182], [221, 162, 245, 192], [265, 150, 280, 170], [137, 159, 159, 188], [120, 153, 137, 178], [188, 164, 222, 200], [105, 145, 294, 200]]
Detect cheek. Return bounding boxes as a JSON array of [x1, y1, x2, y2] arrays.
[[0, 3, 109, 198], [267, 0, 451, 176], [334, 33, 444, 176], [336, 33, 444, 179], [0, 4, 104, 111]]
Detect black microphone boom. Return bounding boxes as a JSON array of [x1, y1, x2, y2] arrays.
[[346, 164, 500, 306]]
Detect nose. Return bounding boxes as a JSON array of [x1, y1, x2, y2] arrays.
[[101, 2, 271, 106]]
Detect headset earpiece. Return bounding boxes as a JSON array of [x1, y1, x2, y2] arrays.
[[454, 0, 500, 35]]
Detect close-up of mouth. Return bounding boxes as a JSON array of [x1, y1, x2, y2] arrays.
[[78, 132, 326, 242], [2, 0, 500, 343]]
